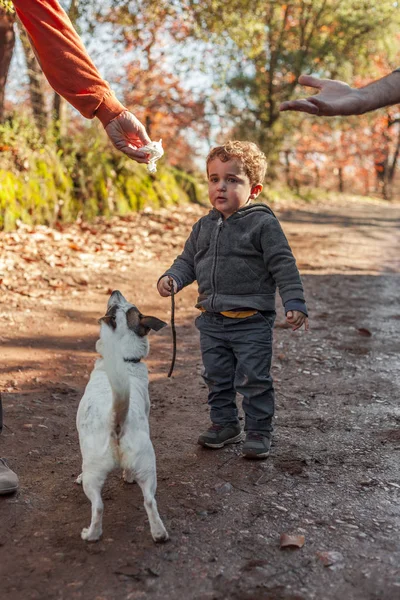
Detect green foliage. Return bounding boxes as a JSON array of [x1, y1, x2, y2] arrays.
[[170, 168, 208, 206], [0, 0, 14, 12], [187, 0, 400, 161], [0, 115, 203, 230]]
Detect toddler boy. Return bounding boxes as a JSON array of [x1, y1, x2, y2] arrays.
[[157, 141, 308, 459]]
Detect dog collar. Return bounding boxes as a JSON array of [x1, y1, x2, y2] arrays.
[[123, 357, 141, 363]]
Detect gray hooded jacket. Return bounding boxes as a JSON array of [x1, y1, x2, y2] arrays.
[[162, 203, 306, 313]]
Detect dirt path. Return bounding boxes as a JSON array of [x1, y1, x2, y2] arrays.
[[1, 198, 400, 600]]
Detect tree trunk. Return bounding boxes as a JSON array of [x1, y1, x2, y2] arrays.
[[145, 114, 152, 139], [315, 164, 320, 188], [363, 170, 370, 196], [0, 8, 15, 123], [338, 167, 344, 193], [52, 93, 66, 145], [388, 124, 400, 184], [17, 19, 48, 133], [284, 150, 291, 187]]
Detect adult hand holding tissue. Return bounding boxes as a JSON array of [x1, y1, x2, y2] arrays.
[[141, 140, 164, 173]]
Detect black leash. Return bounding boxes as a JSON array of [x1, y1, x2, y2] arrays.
[[167, 276, 176, 378]]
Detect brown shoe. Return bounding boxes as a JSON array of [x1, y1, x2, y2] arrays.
[[0, 458, 19, 494]]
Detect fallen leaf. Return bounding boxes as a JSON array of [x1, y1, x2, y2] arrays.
[[74, 277, 88, 286], [280, 533, 305, 549], [68, 242, 82, 251], [357, 328, 372, 337], [21, 255, 38, 263], [316, 550, 344, 567]]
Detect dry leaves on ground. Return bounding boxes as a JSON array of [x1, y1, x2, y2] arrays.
[[0, 205, 206, 299]]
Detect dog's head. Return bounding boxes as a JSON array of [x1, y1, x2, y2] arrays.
[[98, 290, 167, 359]]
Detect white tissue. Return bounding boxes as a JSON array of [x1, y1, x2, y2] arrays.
[[141, 139, 164, 173]]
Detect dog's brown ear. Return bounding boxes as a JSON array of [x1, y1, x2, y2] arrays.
[[139, 315, 168, 334], [126, 307, 140, 332], [98, 315, 116, 329], [99, 305, 118, 329], [126, 309, 167, 337]]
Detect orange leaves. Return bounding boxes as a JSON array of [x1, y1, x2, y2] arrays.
[[288, 101, 400, 196], [0, 205, 205, 300], [124, 62, 207, 169], [280, 533, 306, 549], [68, 242, 83, 252]]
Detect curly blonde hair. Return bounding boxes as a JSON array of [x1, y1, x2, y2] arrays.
[[206, 141, 267, 186]]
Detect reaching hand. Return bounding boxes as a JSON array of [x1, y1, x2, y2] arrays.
[[279, 75, 365, 117], [105, 110, 152, 162], [157, 276, 178, 298], [286, 310, 309, 332]]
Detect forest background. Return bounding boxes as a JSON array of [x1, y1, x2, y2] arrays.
[[1, 0, 400, 230]]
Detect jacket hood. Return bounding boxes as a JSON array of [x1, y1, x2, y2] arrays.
[[209, 202, 276, 220]]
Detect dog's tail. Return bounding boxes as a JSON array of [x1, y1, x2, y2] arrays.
[[112, 391, 130, 438]]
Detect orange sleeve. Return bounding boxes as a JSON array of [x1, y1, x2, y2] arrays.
[[12, 0, 126, 126]]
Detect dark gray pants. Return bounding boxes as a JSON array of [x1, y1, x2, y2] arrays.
[[195, 311, 275, 434]]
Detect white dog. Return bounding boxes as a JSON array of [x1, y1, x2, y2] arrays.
[[76, 290, 168, 543]]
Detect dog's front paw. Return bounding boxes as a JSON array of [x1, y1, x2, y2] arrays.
[[81, 527, 101, 542]]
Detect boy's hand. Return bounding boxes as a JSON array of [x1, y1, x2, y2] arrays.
[[157, 276, 178, 297], [286, 310, 309, 332]]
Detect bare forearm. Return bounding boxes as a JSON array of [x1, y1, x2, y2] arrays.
[[357, 71, 400, 114]]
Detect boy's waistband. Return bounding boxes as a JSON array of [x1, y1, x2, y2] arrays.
[[198, 307, 258, 319]]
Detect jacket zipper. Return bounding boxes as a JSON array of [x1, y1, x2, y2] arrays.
[[211, 217, 223, 310]]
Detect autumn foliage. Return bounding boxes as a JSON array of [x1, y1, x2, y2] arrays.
[[285, 49, 400, 198], [2, 0, 400, 222], [124, 61, 207, 170]]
